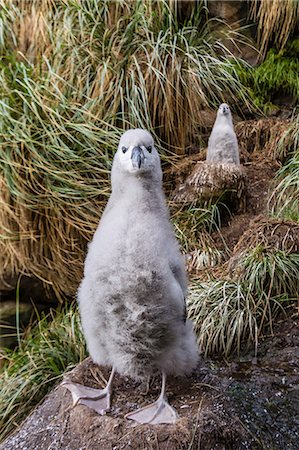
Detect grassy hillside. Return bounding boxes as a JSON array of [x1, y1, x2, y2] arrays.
[[0, 0, 298, 443]]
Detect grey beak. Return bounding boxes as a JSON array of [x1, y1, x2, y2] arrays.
[[131, 146, 145, 169]]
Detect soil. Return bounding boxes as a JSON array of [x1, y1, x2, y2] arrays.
[[2, 315, 298, 450]]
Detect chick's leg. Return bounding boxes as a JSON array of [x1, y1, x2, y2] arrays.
[[62, 367, 115, 415], [125, 372, 178, 424]]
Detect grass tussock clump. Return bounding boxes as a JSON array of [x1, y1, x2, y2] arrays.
[[270, 116, 299, 221], [250, 0, 299, 57], [270, 153, 299, 222], [229, 216, 299, 296], [0, 306, 86, 443], [171, 202, 224, 271], [188, 278, 295, 358], [276, 113, 299, 159], [188, 216, 299, 357], [235, 118, 292, 163], [230, 216, 299, 254], [188, 280, 259, 357], [1, 0, 249, 150], [238, 247, 299, 299], [0, 0, 251, 296]]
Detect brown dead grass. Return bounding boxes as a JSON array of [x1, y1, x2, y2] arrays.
[[231, 215, 299, 256], [250, 0, 299, 57], [0, 179, 88, 299], [235, 118, 291, 165]]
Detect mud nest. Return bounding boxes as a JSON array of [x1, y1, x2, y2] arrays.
[[171, 161, 246, 210]]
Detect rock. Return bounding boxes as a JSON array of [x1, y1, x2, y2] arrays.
[[208, 1, 259, 65], [2, 317, 299, 449], [208, 0, 246, 23], [0, 358, 250, 450]]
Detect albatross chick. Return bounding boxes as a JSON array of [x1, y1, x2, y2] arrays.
[[63, 129, 198, 424], [206, 103, 240, 165]]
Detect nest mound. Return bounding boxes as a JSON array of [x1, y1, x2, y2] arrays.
[[231, 216, 299, 256], [171, 161, 246, 208]]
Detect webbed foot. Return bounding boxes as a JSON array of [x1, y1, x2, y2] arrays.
[[125, 395, 178, 424], [125, 372, 179, 424], [62, 367, 115, 415], [62, 380, 111, 415]]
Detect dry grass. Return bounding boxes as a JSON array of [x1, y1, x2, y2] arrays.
[[235, 118, 292, 164], [0, 0, 252, 297], [0, 99, 121, 297], [2, 0, 249, 150], [186, 239, 224, 272], [230, 216, 299, 256], [250, 0, 299, 57]]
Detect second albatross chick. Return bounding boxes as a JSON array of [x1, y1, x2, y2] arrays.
[[63, 129, 198, 424], [206, 103, 240, 165]]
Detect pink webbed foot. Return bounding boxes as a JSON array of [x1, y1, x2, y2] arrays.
[[125, 372, 179, 424], [62, 367, 115, 415]]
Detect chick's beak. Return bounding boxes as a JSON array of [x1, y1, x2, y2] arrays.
[[131, 146, 145, 169]]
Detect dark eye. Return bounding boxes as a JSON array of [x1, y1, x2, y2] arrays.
[[122, 146, 127, 154], [147, 146, 152, 153]]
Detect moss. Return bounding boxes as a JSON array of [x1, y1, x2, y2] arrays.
[[234, 42, 299, 113]]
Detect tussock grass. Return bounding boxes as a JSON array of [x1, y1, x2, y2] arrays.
[[171, 202, 227, 273], [186, 245, 224, 272], [0, 0, 251, 297], [172, 202, 220, 248], [2, 0, 249, 149], [235, 117, 292, 163], [188, 280, 258, 357], [270, 116, 299, 221], [0, 306, 86, 443], [250, 0, 299, 57], [270, 153, 299, 222], [229, 217, 299, 297], [189, 216, 299, 357], [277, 113, 299, 158], [236, 247, 299, 299], [230, 216, 299, 254], [188, 279, 295, 357]]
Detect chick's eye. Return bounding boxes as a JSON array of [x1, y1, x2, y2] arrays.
[[122, 146, 127, 154], [147, 146, 152, 153]]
